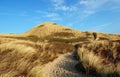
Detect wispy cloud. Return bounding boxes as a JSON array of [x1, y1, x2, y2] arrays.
[[35, 10, 62, 21], [35, 10, 48, 14], [79, 0, 108, 18], [79, 0, 120, 13], [50, 17, 62, 21], [79, 0, 108, 10], [35, 0, 120, 28], [50, 0, 110, 24], [51, 0, 77, 11], [65, 0, 120, 27], [89, 23, 110, 32], [0, 11, 29, 16], [45, 13, 59, 18], [83, 10, 95, 17], [45, 12, 62, 21]]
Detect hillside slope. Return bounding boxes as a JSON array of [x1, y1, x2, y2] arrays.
[[23, 22, 120, 42], [0, 22, 120, 43], [24, 22, 84, 38]]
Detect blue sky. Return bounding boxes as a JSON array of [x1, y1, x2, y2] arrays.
[[0, 0, 120, 34]]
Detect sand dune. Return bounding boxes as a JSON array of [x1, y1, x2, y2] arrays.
[[0, 22, 120, 77]]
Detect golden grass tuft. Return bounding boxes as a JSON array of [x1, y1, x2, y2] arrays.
[[0, 42, 37, 76], [78, 40, 120, 76], [0, 40, 74, 77]]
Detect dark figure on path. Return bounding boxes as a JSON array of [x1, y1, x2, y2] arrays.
[[73, 44, 79, 60], [93, 32, 97, 40]]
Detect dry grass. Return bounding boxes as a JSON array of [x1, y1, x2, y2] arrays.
[[0, 40, 74, 77], [0, 22, 120, 77], [0, 35, 42, 42], [0, 38, 18, 44], [78, 40, 120, 76], [23, 22, 87, 39], [0, 42, 37, 77], [48, 37, 89, 43], [52, 32, 75, 37]]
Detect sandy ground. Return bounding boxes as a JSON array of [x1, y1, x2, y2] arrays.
[[42, 53, 90, 77]]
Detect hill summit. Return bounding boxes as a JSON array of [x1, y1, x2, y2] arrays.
[[24, 22, 86, 39], [23, 22, 120, 42]]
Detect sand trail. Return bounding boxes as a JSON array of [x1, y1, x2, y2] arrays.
[[42, 53, 88, 77]]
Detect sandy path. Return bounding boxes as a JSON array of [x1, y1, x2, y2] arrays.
[[42, 53, 88, 77]]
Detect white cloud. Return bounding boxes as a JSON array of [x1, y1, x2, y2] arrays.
[[52, 0, 64, 5], [79, 0, 88, 5], [55, 5, 77, 11], [51, 0, 77, 11], [35, 10, 62, 21], [80, 0, 108, 9], [56, 5, 69, 11]]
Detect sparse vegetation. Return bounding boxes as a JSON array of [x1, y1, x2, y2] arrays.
[[27, 35, 41, 42], [48, 37, 89, 43], [99, 37, 109, 40], [64, 28, 72, 31], [52, 32, 74, 37], [85, 31, 91, 37], [37, 25, 45, 28], [53, 23, 57, 25]]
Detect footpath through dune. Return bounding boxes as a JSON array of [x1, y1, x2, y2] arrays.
[[41, 53, 88, 77]]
